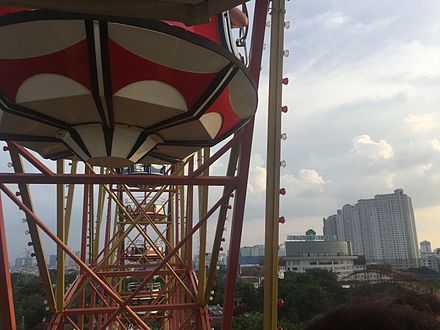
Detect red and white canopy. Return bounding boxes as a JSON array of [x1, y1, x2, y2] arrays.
[[0, 8, 257, 166]]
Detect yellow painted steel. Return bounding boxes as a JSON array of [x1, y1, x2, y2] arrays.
[[197, 148, 210, 303], [7, 143, 56, 311], [68, 163, 195, 304], [93, 167, 106, 260], [64, 161, 77, 243], [164, 176, 175, 330], [179, 165, 186, 260], [88, 183, 94, 263], [263, 0, 286, 329], [204, 143, 239, 304], [56, 159, 65, 312]]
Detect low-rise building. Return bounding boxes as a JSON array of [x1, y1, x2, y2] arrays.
[[284, 230, 357, 279], [420, 252, 440, 272]]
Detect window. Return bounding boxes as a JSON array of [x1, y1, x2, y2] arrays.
[[318, 261, 332, 265]]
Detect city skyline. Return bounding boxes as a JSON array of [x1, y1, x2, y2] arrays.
[[5, 186, 437, 263]]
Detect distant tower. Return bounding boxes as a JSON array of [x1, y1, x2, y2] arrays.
[[323, 189, 419, 269], [23, 249, 33, 272], [420, 240, 432, 254], [48, 255, 57, 269]]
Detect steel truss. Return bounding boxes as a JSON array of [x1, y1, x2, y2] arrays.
[[0, 2, 270, 328]]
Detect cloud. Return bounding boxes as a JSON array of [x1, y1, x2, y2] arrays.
[[247, 159, 329, 199], [300, 11, 350, 29], [320, 11, 350, 28], [288, 40, 440, 120], [416, 163, 432, 176], [430, 138, 440, 152], [348, 17, 397, 34], [247, 165, 266, 194], [247, 153, 267, 194], [386, 173, 396, 189], [352, 135, 394, 160], [283, 169, 329, 198], [404, 114, 435, 133]]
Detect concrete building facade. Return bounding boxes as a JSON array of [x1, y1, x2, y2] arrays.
[[284, 232, 357, 279], [420, 253, 440, 272], [240, 245, 264, 257], [323, 189, 419, 269]]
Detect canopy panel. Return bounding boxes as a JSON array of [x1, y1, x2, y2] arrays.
[[0, 9, 257, 166], [0, 0, 248, 25]]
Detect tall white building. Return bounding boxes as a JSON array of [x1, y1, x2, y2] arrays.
[[323, 189, 419, 269]]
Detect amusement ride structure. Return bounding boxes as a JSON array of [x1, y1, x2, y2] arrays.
[[0, 0, 287, 329]]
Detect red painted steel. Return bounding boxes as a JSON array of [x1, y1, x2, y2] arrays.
[[0, 4, 268, 329], [0, 184, 151, 330], [0, 194, 17, 330], [222, 0, 270, 328], [0, 173, 238, 186]]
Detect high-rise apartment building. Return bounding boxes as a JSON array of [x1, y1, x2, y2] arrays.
[[323, 189, 419, 269]]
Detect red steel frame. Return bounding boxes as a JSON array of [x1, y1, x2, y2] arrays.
[[0, 1, 270, 329], [0, 193, 17, 330]]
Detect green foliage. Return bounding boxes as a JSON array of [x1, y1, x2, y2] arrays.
[[278, 319, 304, 330], [211, 269, 226, 306], [48, 268, 78, 286], [232, 313, 263, 330], [305, 268, 345, 303], [221, 269, 345, 326], [235, 281, 263, 312], [346, 282, 409, 299], [278, 272, 332, 324], [11, 273, 51, 329], [426, 279, 440, 288], [231, 313, 303, 330]]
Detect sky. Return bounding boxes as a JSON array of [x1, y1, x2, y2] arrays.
[[2, 0, 440, 260], [241, 0, 440, 248]]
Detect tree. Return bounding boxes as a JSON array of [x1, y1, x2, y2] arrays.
[[235, 281, 262, 313], [305, 269, 345, 303], [11, 273, 51, 329], [232, 313, 263, 330], [278, 271, 333, 324]]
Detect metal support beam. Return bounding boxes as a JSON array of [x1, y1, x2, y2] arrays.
[[197, 148, 210, 303], [93, 168, 106, 259], [56, 160, 65, 313], [221, 0, 269, 328], [0, 183, 151, 330], [263, 1, 286, 329], [0, 3, 269, 324], [100, 186, 234, 330], [204, 144, 239, 303], [0, 173, 238, 186], [0, 193, 16, 330], [64, 160, 77, 243], [7, 143, 56, 311]]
